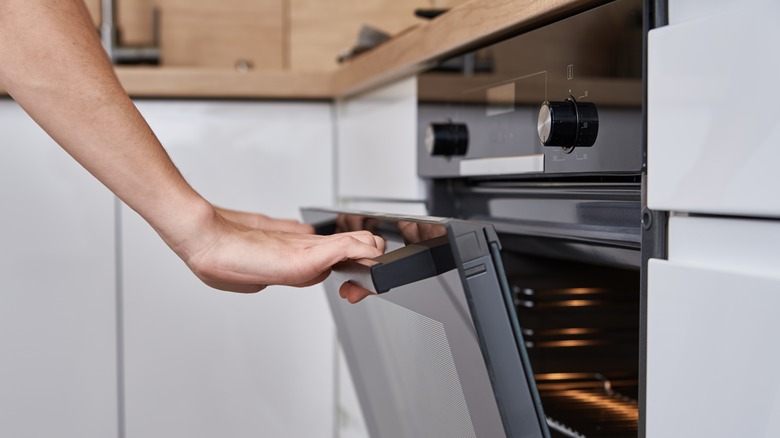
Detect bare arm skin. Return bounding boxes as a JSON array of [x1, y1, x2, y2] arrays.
[[0, 0, 383, 294]]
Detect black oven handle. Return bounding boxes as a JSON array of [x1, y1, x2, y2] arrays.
[[330, 235, 456, 293]]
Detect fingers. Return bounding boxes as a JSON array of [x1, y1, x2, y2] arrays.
[[328, 232, 385, 262], [339, 281, 373, 304], [201, 278, 267, 294], [338, 230, 385, 251], [293, 270, 331, 288]]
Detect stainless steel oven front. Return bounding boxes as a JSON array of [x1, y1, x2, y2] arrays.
[[307, 0, 655, 436]]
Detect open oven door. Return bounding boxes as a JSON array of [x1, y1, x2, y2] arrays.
[[302, 208, 550, 438]]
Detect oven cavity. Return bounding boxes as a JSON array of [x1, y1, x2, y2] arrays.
[[506, 253, 640, 437]]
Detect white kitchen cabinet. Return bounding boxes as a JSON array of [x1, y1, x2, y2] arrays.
[[647, 216, 780, 437], [0, 100, 119, 438], [336, 77, 425, 202], [667, 0, 739, 25], [647, 1, 780, 435], [647, 216, 780, 438], [122, 101, 336, 438], [647, 260, 780, 437], [648, 0, 780, 218]]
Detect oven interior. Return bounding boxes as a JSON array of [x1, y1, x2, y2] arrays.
[[502, 250, 640, 438]]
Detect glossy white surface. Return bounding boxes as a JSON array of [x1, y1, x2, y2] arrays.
[[459, 155, 544, 177], [0, 100, 118, 437], [648, 216, 780, 436], [667, 0, 738, 25], [123, 101, 336, 438], [336, 77, 425, 201], [648, 0, 780, 217], [647, 259, 780, 437], [667, 215, 780, 278]]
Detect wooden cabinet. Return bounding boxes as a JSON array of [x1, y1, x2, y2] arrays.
[[290, 0, 470, 72], [93, 0, 469, 71], [159, 0, 284, 69]]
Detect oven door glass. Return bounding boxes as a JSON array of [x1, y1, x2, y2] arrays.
[[302, 208, 549, 438]]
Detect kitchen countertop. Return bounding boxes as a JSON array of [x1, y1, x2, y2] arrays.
[[0, 0, 607, 99]]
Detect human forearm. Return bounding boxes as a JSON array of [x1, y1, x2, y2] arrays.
[[0, 0, 210, 254], [0, 0, 385, 295]]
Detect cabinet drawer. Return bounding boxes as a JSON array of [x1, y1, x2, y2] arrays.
[[648, 0, 780, 217]]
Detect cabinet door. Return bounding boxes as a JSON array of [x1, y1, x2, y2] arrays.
[[0, 100, 118, 438], [647, 0, 780, 217], [160, 0, 284, 69], [647, 216, 780, 437], [647, 261, 780, 437], [123, 101, 335, 438], [336, 77, 425, 202]]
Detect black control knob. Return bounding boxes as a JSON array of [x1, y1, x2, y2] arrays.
[[537, 99, 599, 151], [425, 123, 469, 156]]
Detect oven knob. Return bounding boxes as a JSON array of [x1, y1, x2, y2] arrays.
[[537, 99, 599, 149], [425, 123, 469, 156]]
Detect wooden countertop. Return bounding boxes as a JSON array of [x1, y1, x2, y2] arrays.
[[332, 0, 609, 98], [0, 0, 606, 99], [115, 68, 332, 99]]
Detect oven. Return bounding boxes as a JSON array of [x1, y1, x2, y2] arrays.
[[309, 0, 659, 436]]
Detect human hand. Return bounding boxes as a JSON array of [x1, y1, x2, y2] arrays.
[[338, 221, 448, 304], [214, 206, 314, 234], [171, 207, 385, 294], [334, 213, 382, 304], [338, 281, 375, 304], [397, 220, 446, 244]]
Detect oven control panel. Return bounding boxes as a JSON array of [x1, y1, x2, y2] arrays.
[[417, 0, 643, 179]]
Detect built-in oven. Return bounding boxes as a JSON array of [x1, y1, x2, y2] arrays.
[[304, 199, 643, 437], [309, 0, 660, 436]]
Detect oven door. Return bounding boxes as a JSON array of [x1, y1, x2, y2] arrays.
[[302, 208, 549, 438]]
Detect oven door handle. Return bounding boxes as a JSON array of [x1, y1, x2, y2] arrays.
[[330, 235, 456, 293]]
